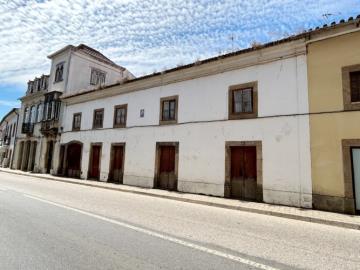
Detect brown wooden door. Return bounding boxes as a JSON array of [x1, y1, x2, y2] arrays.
[[89, 145, 101, 180], [109, 145, 124, 184], [230, 146, 257, 200], [67, 143, 82, 178], [158, 145, 177, 191]]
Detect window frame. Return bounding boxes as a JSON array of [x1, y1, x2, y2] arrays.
[[54, 62, 64, 83], [228, 82, 258, 120], [92, 108, 104, 129], [113, 104, 127, 128], [159, 95, 178, 125], [72, 113, 82, 131], [342, 64, 360, 111], [90, 68, 106, 86]]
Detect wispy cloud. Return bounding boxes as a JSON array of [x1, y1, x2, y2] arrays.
[[0, 99, 20, 107], [0, 0, 359, 83]]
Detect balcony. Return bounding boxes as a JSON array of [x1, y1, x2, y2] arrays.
[[22, 123, 34, 135], [41, 119, 59, 135]]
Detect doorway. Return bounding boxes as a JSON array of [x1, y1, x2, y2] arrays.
[[109, 144, 125, 184], [66, 142, 82, 178], [351, 147, 360, 213], [225, 141, 262, 202], [88, 144, 102, 180], [230, 146, 256, 200], [46, 141, 54, 174], [155, 142, 178, 191]]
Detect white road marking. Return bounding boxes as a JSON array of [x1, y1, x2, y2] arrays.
[[24, 194, 279, 270]]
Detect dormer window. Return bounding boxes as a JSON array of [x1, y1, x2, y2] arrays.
[[54, 63, 64, 83], [90, 68, 106, 86]]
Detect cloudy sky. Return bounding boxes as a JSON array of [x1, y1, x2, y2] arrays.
[[0, 0, 359, 118]]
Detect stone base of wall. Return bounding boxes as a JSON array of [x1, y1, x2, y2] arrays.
[[312, 194, 355, 214], [123, 175, 154, 188], [263, 189, 312, 208], [177, 180, 224, 197]]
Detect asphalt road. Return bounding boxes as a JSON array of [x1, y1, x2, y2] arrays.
[[0, 172, 359, 270]]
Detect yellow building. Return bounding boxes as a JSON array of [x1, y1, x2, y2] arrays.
[[307, 18, 360, 214]]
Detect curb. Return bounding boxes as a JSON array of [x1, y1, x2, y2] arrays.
[[1, 169, 359, 230]]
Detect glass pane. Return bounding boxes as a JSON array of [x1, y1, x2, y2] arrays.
[[233, 90, 242, 113], [242, 88, 253, 113]]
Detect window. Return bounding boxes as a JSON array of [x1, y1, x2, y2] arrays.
[[12, 123, 16, 137], [114, 104, 127, 128], [93, 109, 104, 129], [229, 82, 258, 119], [90, 68, 106, 86], [342, 65, 360, 111], [160, 96, 178, 124], [30, 105, 37, 123], [36, 103, 43, 122], [350, 71, 360, 103], [72, 113, 82, 131], [54, 63, 64, 83], [24, 107, 30, 123]]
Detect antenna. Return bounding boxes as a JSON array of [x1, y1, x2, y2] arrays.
[[229, 33, 235, 52]]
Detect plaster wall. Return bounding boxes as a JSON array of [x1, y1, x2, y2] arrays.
[[61, 54, 312, 208]]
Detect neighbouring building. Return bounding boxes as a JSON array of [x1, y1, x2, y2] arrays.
[[12, 44, 134, 174], [307, 17, 360, 214], [59, 36, 313, 208], [0, 108, 19, 168]]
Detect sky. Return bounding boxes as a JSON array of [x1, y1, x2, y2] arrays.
[[0, 0, 359, 119]]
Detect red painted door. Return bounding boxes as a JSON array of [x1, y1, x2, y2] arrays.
[[158, 145, 177, 190], [109, 145, 124, 184], [89, 145, 101, 180], [230, 146, 257, 200], [67, 143, 82, 178]]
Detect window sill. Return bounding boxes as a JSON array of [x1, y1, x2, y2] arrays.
[[159, 119, 177, 125], [228, 112, 257, 120]]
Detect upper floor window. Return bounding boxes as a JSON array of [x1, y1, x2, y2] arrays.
[[228, 82, 258, 120], [342, 65, 360, 111], [160, 96, 178, 125], [72, 113, 82, 131], [350, 71, 360, 103], [36, 103, 43, 122], [114, 104, 127, 128], [12, 123, 16, 137], [27, 81, 34, 94], [54, 63, 64, 83], [90, 68, 106, 86], [24, 107, 30, 123], [30, 105, 37, 124], [93, 109, 104, 129]]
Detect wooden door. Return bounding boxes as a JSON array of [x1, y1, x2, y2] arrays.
[[230, 146, 257, 200], [109, 145, 124, 184], [46, 141, 53, 174], [352, 148, 360, 211], [89, 145, 101, 180], [67, 143, 82, 178], [158, 145, 177, 191]]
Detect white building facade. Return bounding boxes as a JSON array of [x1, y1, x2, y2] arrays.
[[59, 38, 312, 208], [13, 44, 134, 174], [0, 108, 19, 168]]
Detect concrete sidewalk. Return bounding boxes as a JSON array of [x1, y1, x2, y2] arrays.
[[1, 167, 360, 230]]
